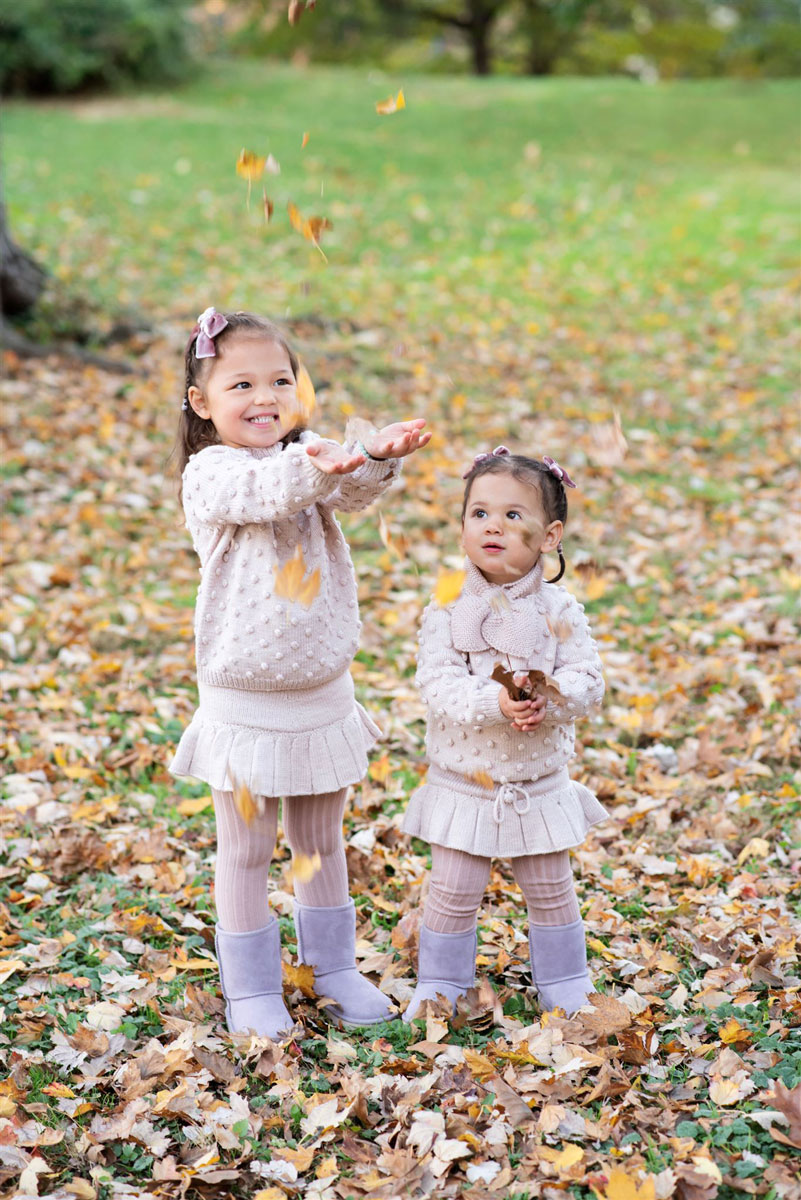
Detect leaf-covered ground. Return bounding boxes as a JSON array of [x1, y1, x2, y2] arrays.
[[1, 65, 800, 1200]]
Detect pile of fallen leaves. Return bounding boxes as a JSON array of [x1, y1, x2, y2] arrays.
[[0, 289, 798, 1199]]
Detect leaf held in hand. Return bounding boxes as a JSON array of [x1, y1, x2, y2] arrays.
[[491, 663, 563, 703], [273, 546, 321, 608], [376, 88, 406, 115], [434, 570, 465, 608]]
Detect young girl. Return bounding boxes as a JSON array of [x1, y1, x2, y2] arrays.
[[402, 446, 607, 1020], [170, 307, 430, 1039]]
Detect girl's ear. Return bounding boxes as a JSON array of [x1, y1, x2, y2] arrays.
[[542, 520, 563, 553], [187, 385, 209, 419]]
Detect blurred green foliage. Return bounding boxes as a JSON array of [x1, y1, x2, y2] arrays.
[[0, 0, 195, 95]]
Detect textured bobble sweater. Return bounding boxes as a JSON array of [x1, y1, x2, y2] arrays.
[[417, 560, 604, 783], [181, 435, 399, 692]]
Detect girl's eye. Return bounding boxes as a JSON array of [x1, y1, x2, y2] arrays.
[[233, 381, 251, 390], [275, 377, 293, 386], [473, 509, 487, 519], [507, 510, 521, 520]]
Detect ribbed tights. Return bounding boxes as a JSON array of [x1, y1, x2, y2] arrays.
[[212, 787, 349, 932], [423, 844, 580, 934]]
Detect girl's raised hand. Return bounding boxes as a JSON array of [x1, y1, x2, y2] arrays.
[[366, 418, 432, 460], [306, 441, 366, 475]]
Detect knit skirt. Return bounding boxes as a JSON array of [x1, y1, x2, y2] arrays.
[[402, 764, 608, 858], [169, 671, 380, 796]]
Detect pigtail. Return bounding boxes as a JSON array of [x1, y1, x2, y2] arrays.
[[545, 543, 566, 584]]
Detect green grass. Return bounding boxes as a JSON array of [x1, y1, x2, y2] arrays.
[[4, 61, 799, 342]]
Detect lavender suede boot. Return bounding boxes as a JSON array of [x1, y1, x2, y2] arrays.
[[529, 920, 594, 1015], [215, 921, 295, 1039], [403, 925, 477, 1024], [293, 900, 394, 1027]]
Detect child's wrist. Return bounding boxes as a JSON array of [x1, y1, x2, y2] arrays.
[[356, 440, 386, 461]]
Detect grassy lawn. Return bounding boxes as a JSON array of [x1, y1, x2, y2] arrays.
[[5, 63, 799, 339], [1, 61, 799, 1199]]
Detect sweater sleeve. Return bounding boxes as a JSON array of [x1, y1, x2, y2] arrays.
[[328, 451, 401, 513], [416, 602, 508, 727], [541, 592, 605, 725], [182, 443, 339, 527]]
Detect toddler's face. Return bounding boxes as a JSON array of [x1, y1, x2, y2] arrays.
[[462, 473, 561, 585], [188, 335, 297, 450]]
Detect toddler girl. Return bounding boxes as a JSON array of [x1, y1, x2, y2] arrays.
[[170, 307, 430, 1038], [402, 446, 606, 1019]]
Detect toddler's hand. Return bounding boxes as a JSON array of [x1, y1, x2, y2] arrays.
[[499, 688, 547, 730], [306, 442, 366, 475], [366, 418, 432, 460]]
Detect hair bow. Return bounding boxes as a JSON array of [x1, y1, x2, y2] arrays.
[[462, 445, 510, 479], [194, 306, 228, 358], [543, 456, 577, 488]]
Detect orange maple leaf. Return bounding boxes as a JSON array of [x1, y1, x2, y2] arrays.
[[273, 546, 320, 608], [287, 202, 332, 260], [376, 88, 406, 115]]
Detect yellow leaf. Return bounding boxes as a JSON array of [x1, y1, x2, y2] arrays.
[[463, 1047, 496, 1083], [737, 836, 770, 865], [273, 546, 320, 608], [236, 149, 265, 181], [376, 88, 406, 115], [301, 131, 309, 148], [232, 777, 257, 825], [284, 961, 316, 998], [469, 770, 494, 791], [294, 362, 317, 424], [287, 201, 332, 259], [0, 958, 27, 986], [290, 852, 321, 884], [596, 1168, 656, 1200], [541, 1143, 584, 1171], [434, 569, 465, 607], [369, 754, 393, 786], [585, 574, 607, 601], [719, 1017, 751, 1046], [0, 1097, 16, 1117], [176, 796, 212, 817], [316, 1156, 337, 1178], [709, 1077, 743, 1106]]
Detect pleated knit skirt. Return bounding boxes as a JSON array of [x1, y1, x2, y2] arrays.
[[169, 671, 380, 796], [402, 764, 608, 858]]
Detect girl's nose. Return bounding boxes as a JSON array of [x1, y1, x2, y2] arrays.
[[484, 514, 502, 532]]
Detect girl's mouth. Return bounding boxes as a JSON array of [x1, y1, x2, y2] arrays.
[[247, 414, 280, 425]]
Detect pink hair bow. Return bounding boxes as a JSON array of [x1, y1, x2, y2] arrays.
[[463, 445, 510, 479], [543, 456, 577, 488], [194, 306, 228, 358]]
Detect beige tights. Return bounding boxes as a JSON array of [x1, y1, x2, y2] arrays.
[[211, 787, 349, 932], [423, 844, 580, 934]]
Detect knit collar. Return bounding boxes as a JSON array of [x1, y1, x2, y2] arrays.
[[451, 559, 546, 655], [247, 443, 285, 460]]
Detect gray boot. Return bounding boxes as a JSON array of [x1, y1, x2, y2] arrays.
[[215, 920, 295, 1039], [529, 920, 594, 1015], [294, 900, 393, 1027], [403, 925, 477, 1024]]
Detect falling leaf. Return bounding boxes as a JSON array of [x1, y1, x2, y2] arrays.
[[376, 88, 406, 115], [294, 362, 316, 424], [290, 851, 321, 884], [265, 153, 281, 175], [301, 131, 309, 148], [434, 569, 465, 607], [469, 769, 495, 790], [236, 148, 265, 181], [287, 201, 332, 259], [232, 777, 257, 825], [287, 0, 303, 24], [273, 546, 321, 607], [263, 195, 274, 223]]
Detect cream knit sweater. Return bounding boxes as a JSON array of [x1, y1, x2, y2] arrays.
[[417, 560, 604, 783], [181, 434, 399, 692]]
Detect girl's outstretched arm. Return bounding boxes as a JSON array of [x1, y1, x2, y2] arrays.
[[183, 441, 341, 527], [416, 602, 509, 728], [329, 418, 430, 513]]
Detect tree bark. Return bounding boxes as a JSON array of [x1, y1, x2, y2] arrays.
[[0, 198, 47, 316]]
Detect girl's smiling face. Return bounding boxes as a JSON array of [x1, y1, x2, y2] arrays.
[[462, 472, 562, 585], [188, 334, 298, 449]]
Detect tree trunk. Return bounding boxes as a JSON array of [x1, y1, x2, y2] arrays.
[[0, 199, 47, 316], [469, 3, 494, 74]]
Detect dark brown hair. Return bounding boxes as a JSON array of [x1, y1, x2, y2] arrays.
[[173, 311, 304, 486], [461, 453, 570, 582]]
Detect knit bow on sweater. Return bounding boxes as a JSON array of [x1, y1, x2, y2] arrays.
[[450, 560, 546, 656]]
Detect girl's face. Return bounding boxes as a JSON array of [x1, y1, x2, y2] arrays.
[[462, 472, 562, 585], [188, 335, 297, 450]]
